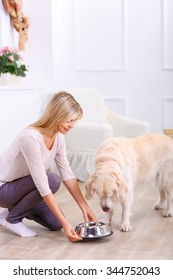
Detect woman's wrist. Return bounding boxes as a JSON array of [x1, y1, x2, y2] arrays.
[[79, 202, 90, 213]]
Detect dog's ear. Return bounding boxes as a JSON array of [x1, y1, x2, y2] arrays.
[[84, 174, 96, 200], [111, 171, 128, 202]]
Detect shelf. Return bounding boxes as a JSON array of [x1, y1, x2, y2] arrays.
[[0, 84, 43, 91]]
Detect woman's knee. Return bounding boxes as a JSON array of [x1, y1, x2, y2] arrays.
[[49, 222, 63, 231], [47, 172, 61, 193]]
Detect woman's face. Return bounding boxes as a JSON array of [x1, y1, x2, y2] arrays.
[[56, 117, 78, 134]]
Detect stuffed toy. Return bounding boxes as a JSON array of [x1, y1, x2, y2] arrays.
[[2, 0, 30, 51]]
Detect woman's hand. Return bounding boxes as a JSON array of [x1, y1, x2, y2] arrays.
[[43, 193, 82, 242], [63, 220, 82, 242], [83, 207, 97, 223]]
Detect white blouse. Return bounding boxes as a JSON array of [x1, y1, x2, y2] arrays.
[[0, 128, 75, 196]]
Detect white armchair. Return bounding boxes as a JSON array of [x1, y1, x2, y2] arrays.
[[65, 88, 150, 181]]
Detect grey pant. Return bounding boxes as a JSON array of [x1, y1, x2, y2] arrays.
[[0, 172, 62, 230]]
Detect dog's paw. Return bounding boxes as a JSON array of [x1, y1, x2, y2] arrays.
[[120, 223, 131, 232], [155, 204, 164, 210], [162, 210, 172, 217]]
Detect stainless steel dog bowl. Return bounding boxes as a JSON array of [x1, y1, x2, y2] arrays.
[[75, 222, 113, 240]]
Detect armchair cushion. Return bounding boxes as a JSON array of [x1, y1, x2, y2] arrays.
[[65, 123, 113, 152]]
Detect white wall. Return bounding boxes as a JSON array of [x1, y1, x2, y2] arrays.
[[23, 0, 53, 88], [51, 0, 173, 133], [1, 0, 173, 133], [0, 1, 14, 46]]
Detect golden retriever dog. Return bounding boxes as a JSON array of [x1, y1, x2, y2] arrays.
[[85, 134, 173, 232]]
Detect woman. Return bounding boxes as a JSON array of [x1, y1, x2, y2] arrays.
[[0, 91, 96, 241]]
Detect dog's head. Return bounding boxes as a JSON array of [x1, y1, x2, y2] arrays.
[[84, 163, 127, 213]]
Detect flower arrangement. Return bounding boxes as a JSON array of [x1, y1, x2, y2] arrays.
[[0, 46, 28, 77]]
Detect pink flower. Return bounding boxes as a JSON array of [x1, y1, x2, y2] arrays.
[[0, 46, 28, 77], [9, 56, 14, 61], [0, 46, 10, 54]]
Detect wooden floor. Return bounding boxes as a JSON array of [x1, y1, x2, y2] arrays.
[[0, 182, 173, 260]]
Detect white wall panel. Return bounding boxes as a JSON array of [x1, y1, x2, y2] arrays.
[[105, 97, 127, 115], [163, 97, 173, 129], [163, 0, 173, 70], [74, 0, 126, 71]]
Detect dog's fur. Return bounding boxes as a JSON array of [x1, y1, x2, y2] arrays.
[[85, 134, 173, 231]]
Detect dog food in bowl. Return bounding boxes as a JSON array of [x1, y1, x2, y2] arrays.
[[75, 222, 113, 240]]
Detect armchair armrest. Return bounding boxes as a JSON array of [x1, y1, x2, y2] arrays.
[[106, 107, 150, 138]]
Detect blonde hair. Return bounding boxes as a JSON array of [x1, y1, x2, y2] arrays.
[[29, 91, 83, 133]]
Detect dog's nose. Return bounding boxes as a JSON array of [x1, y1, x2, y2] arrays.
[[102, 206, 111, 212]]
